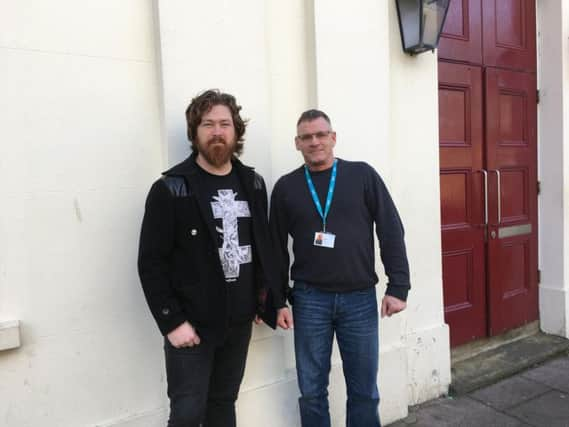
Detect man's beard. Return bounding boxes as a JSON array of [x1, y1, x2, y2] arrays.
[[197, 137, 237, 168]]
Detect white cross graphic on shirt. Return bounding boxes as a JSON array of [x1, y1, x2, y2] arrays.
[[211, 189, 252, 280]]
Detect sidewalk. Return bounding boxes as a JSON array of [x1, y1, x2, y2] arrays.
[[388, 352, 569, 427]]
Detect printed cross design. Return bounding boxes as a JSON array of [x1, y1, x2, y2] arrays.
[[211, 189, 252, 280]]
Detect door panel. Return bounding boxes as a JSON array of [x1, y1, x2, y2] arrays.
[[482, 0, 536, 71], [439, 62, 487, 346], [438, 1, 538, 347], [439, 0, 482, 64], [485, 67, 538, 335], [500, 168, 530, 222]]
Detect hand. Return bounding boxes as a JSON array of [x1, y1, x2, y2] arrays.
[[277, 307, 294, 329], [381, 295, 407, 318], [167, 321, 201, 348]]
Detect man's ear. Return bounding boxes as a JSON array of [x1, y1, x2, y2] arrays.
[[295, 137, 301, 151]]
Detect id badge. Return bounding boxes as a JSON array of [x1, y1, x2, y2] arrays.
[[313, 231, 335, 248]]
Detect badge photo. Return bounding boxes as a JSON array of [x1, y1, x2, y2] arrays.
[[313, 231, 335, 248]]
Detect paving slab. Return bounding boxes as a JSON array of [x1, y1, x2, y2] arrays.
[[388, 396, 528, 427], [450, 333, 569, 395], [387, 345, 569, 427], [389, 348, 569, 427], [469, 375, 551, 410], [521, 356, 569, 393], [505, 390, 569, 427]]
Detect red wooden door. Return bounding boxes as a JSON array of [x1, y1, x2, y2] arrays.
[[485, 68, 538, 335], [439, 62, 487, 346], [482, 0, 536, 72], [438, 0, 538, 346], [438, 0, 482, 64]]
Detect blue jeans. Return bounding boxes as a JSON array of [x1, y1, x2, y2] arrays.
[[293, 282, 380, 427], [164, 322, 252, 427]]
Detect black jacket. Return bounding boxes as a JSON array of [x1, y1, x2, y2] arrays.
[[138, 154, 279, 342]]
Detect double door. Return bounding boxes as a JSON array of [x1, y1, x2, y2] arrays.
[[438, 0, 538, 347]]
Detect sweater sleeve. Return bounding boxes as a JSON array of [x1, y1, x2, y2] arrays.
[[253, 172, 283, 319], [137, 179, 187, 335], [269, 178, 291, 307], [364, 166, 411, 301]]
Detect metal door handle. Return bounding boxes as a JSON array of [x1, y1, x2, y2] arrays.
[[480, 169, 488, 226], [491, 169, 501, 225]]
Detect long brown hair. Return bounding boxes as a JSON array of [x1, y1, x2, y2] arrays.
[[185, 89, 248, 156]]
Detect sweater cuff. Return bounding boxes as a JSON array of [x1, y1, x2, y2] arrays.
[[385, 284, 409, 302], [157, 312, 187, 336], [272, 284, 290, 308]]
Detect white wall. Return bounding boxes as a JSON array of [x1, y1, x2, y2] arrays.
[[537, 0, 569, 338], [564, 2, 569, 340], [310, 0, 450, 422], [0, 0, 452, 426], [157, 0, 450, 425], [0, 1, 168, 426], [3, 1, 567, 426], [156, 1, 310, 425], [387, 1, 451, 408]]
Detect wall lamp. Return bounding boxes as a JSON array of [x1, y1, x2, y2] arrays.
[[396, 0, 451, 55]]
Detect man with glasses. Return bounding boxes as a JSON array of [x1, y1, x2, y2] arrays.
[[270, 109, 410, 427]]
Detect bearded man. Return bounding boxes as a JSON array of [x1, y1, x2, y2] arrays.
[[138, 89, 283, 427]]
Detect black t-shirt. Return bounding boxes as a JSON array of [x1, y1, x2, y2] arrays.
[[197, 166, 256, 324]]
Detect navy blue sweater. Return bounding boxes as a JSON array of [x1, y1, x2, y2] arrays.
[[269, 159, 410, 305]]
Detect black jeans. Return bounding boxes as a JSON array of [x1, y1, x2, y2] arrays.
[[164, 322, 253, 427]]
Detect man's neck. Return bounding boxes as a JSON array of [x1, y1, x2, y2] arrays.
[[306, 158, 335, 172], [196, 154, 232, 176]]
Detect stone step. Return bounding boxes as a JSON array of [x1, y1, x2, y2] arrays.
[[450, 332, 569, 395]]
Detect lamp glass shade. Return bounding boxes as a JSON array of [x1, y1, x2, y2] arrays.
[[396, 0, 450, 54]]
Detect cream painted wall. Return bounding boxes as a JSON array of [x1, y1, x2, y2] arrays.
[[0, 1, 168, 426], [387, 2, 451, 408], [537, 0, 569, 338], [156, 0, 272, 180], [155, 1, 310, 426], [157, 0, 450, 425], [0, 0, 452, 426], [3, 1, 568, 426], [564, 3, 569, 339], [311, 0, 450, 421]]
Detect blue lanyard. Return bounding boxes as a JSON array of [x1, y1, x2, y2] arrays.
[[304, 159, 337, 232]]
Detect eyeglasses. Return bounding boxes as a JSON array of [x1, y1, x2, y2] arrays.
[[296, 130, 334, 143]]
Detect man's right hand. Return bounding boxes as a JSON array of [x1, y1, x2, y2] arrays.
[[167, 321, 201, 348]]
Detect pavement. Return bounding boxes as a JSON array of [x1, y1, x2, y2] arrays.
[[388, 348, 569, 426]]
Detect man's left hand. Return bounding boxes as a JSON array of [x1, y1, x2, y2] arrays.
[[277, 307, 294, 329], [381, 295, 407, 318]]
